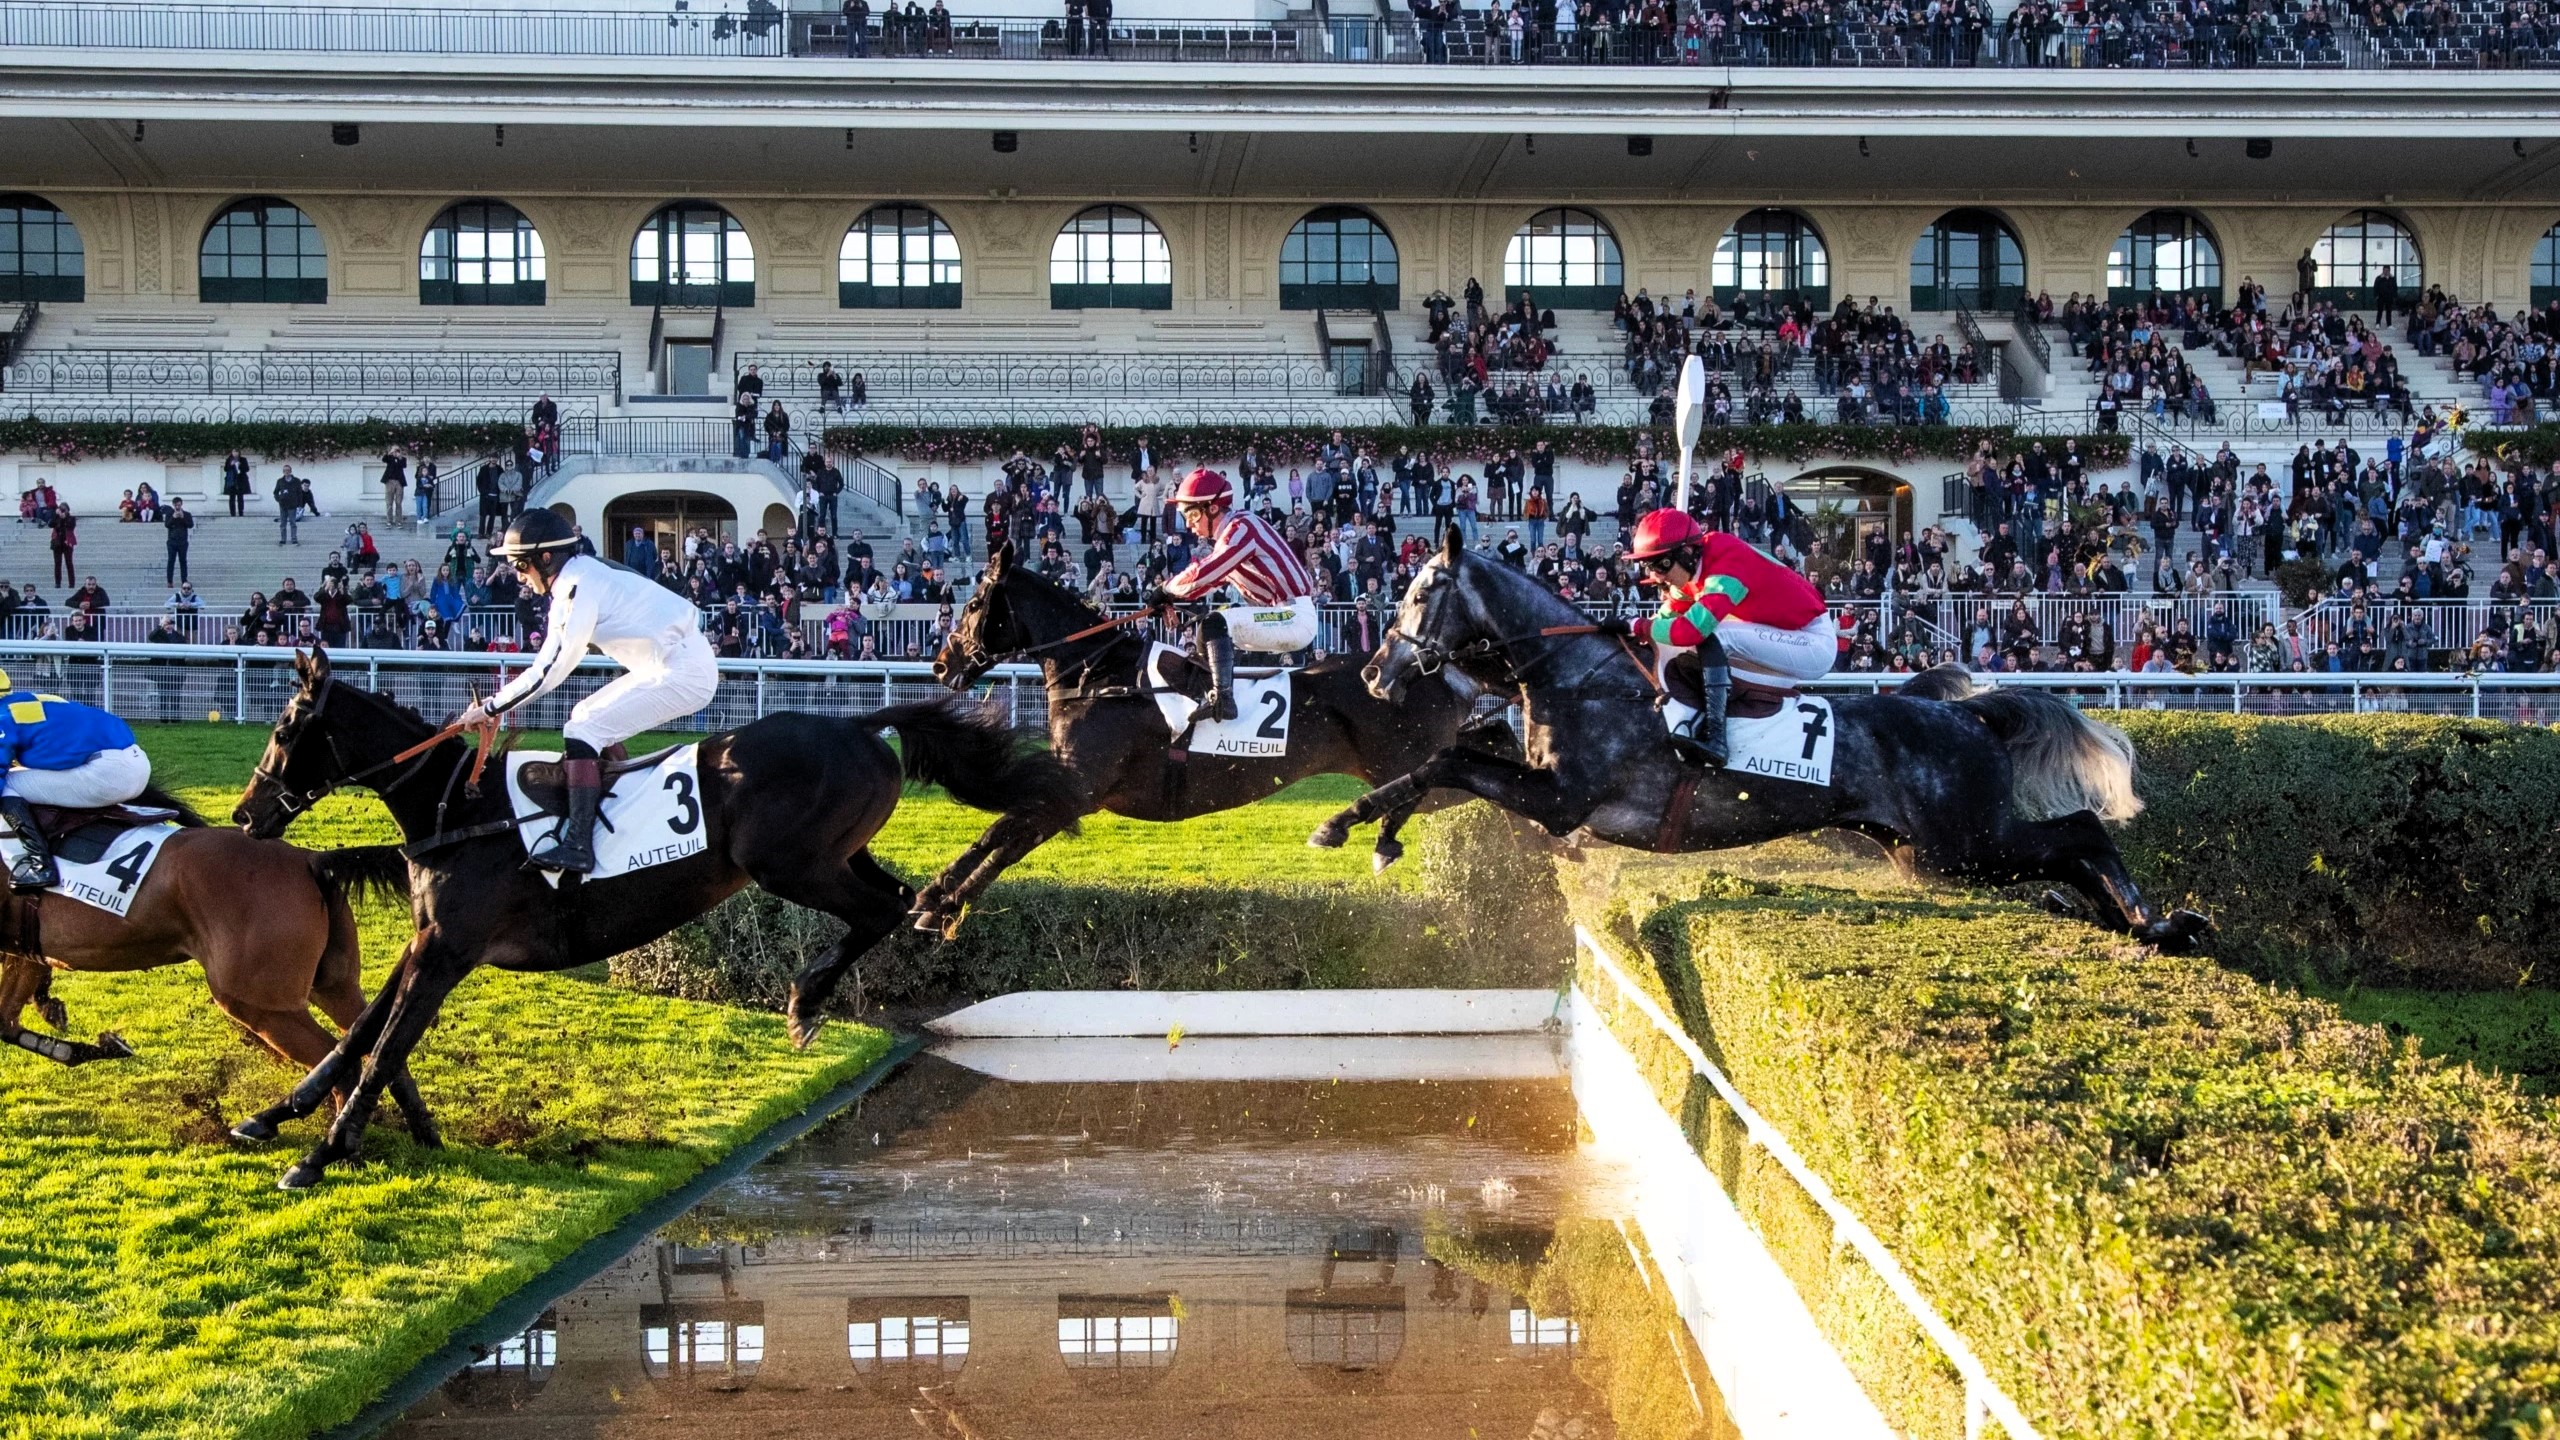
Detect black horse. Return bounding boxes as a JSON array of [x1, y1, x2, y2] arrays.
[[229, 648, 1083, 1189], [914, 543, 1501, 933], [1313, 530, 2210, 949]]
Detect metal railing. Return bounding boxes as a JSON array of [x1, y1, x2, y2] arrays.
[[0, 302, 36, 370], [737, 351, 1355, 403], [0, 395, 599, 441], [0, 640, 1040, 734], [2, 349, 621, 400], [2295, 595, 2560, 656], [6, 641, 2555, 742], [9, 0, 2559, 70]]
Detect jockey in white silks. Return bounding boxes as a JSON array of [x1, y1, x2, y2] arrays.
[[458, 507, 717, 872]]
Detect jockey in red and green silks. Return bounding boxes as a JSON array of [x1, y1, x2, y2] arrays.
[[1599, 508, 1837, 769]]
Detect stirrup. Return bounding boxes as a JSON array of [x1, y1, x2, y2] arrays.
[[1666, 731, 1726, 770], [526, 827, 596, 875]]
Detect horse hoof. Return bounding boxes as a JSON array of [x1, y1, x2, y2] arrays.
[[35, 997, 66, 1031], [278, 1159, 327, 1191], [789, 1014, 823, 1051], [97, 1032, 133, 1060], [2041, 890, 2076, 917], [1372, 850, 1397, 874], [231, 1115, 280, 1144], [1309, 820, 1349, 850]]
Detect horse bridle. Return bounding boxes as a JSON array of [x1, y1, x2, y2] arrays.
[[947, 585, 1148, 688], [247, 675, 445, 819], [1391, 564, 1650, 694]]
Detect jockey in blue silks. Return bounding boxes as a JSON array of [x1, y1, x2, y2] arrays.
[[0, 667, 151, 891]]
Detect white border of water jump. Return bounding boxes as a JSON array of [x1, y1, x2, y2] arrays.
[[929, 979, 2014, 1440], [1576, 924, 2048, 1440], [927, 987, 1560, 1037]]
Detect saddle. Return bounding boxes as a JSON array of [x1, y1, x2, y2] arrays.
[[512, 745, 664, 819], [24, 803, 180, 865], [1143, 644, 1292, 700], [1659, 650, 1793, 718]]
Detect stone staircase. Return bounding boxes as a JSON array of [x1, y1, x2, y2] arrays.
[[0, 504, 474, 612]]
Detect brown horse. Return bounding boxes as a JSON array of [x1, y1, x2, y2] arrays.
[[0, 798, 437, 1140]]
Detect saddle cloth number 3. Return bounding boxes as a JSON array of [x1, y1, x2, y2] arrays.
[[504, 744, 708, 888]]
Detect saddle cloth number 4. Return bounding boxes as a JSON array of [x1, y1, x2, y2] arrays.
[[0, 821, 181, 919]]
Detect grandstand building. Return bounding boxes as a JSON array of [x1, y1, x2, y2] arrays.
[[3, 0, 2558, 661]]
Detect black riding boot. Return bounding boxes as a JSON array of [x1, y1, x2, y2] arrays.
[[528, 758, 601, 874], [1196, 617, 1240, 723], [1, 795, 57, 893], [1667, 641, 1732, 769]]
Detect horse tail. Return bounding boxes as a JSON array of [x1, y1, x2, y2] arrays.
[[137, 785, 211, 828], [1955, 688, 2144, 825], [861, 695, 1086, 831], [308, 845, 412, 906], [1895, 663, 1979, 702]]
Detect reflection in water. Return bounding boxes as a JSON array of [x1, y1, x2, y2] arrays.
[[848, 1296, 970, 1393], [390, 1050, 1726, 1439]]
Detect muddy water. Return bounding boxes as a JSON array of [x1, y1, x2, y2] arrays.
[[385, 1045, 1731, 1440]]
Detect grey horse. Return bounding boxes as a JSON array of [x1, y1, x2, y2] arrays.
[[1311, 528, 2211, 950]]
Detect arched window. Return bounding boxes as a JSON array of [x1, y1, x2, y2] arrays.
[[641, 1303, 765, 1384], [1281, 207, 1399, 311], [199, 198, 326, 304], [2107, 210, 2222, 304], [420, 200, 546, 307], [1049, 206, 1171, 310], [1712, 209, 1829, 309], [849, 1298, 970, 1396], [0, 195, 83, 303], [2312, 211, 2419, 308], [840, 204, 961, 309], [632, 202, 754, 308], [1057, 1294, 1179, 1394], [1503, 207, 1622, 311], [2535, 222, 2560, 308], [1910, 209, 2024, 313]]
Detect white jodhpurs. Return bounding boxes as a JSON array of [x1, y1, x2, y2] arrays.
[[1221, 597, 1320, 654], [4, 744, 152, 807], [561, 628, 720, 750], [1708, 613, 1840, 686], [1652, 613, 1840, 690]]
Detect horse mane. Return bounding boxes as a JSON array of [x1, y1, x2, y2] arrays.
[[1447, 544, 1594, 629], [993, 560, 1108, 630]]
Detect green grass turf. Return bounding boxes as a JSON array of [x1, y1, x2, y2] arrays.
[[139, 722, 1390, 890], [0, 724, 896, 1440]]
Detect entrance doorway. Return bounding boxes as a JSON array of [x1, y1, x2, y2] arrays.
[[1778, 467, 1914, 572], [604, 490, 738, 570], [664, 342, 715, 396]]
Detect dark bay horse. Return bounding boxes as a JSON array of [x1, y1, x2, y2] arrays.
[[915, 544, 1498, 935], [1313, 530, 2210, 949], [0, 800, 437, 1139], [229, 648, 1082, 1189]]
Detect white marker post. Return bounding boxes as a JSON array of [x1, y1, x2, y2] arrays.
[[1672, 353, 1705, 512]]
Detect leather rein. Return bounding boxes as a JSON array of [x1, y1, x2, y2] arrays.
[[249, 675, 503, 823], [1392, 574, 1661, 696]]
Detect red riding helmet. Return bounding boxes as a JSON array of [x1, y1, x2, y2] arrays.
[[1626, 507, 1706, 562], [1172, 468, 1234, 510]]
